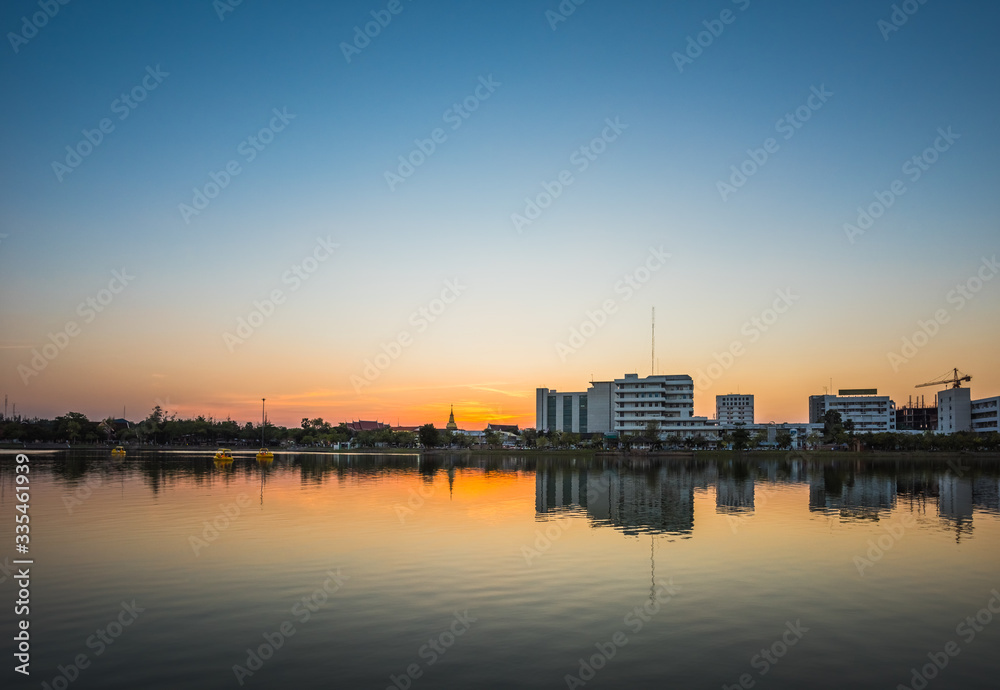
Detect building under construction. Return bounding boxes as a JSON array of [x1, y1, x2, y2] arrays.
[[895, 395, 938, 431]]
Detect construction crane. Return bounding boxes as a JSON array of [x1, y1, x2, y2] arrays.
[[916, 368, 971, 389]]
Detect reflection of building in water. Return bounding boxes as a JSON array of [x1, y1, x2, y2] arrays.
[[716, 477, 754, 513], [586, 469, 694, 536], [939, 474, 974, 541], [807, 468, 896, 520], [972, 477, 1000, 513], [535, 467, 591, 514]]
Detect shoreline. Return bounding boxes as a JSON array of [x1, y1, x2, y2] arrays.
[[2, 443, 999, 461]]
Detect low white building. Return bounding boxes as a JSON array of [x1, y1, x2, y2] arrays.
[[971, 395, 1000, 434], [717, 394, 754, 425], [808, 389, 896, 433]]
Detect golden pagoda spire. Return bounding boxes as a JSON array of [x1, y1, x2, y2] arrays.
[[446, 404, 458, 431]]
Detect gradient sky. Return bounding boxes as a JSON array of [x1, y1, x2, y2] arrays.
[[2, 0, 998, 427]]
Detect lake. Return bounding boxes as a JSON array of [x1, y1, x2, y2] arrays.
[[1, 450, 999, 689]]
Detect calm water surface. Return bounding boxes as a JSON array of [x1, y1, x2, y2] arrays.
[[1, 450, 999, 689]]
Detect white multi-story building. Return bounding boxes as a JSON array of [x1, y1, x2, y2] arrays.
[[614, 373, 719, 440], [716, 394, 754, 425], [808, 389, 896, 433], [937, 387, 972, 433], [615, 373, 693, 433], [970, 395, 999, 434]]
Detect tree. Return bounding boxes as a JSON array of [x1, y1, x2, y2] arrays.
[[775, 430, 793, 450], [418, 424, 440, 448], [750, 430, 768, 449], [643, 421, 662, 448], [718, 430, 732, 450], [484, 430, 502, 447], [822, 410, 844, 444], [520, 428, 538, 447], [805, 431, 822, 449], [731, 426, 751, 451]]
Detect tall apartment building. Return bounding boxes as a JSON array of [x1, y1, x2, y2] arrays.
[[613, 373, 718, 440], [808, 389, 897, 432], [716, 394, 754, 425], [970, 395, 999, 434], [937, 387, 972, 433], [614, 373, 694, 434], [536, 381, 614, 434]]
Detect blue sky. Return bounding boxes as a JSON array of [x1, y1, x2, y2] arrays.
[[2, 0, 998, 424]]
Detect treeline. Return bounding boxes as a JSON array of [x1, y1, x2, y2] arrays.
[[0, 408, 402, 447], [856, 431, 1000, 452]]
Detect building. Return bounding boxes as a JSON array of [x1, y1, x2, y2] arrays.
[[808, 389, 896, 433], [895, 396, 938, 431], [716, 394, 754, 425], [970, 395, 1000, 434], [535, 381, 614, 435], [615, 373, 694, 433], [345, 420, 389, 432], [936, 387, 971, 433], [614, 373, 719, 441], [446, 405, 458, 431]]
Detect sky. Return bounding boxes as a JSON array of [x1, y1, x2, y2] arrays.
[[1, 0, 998, 428]]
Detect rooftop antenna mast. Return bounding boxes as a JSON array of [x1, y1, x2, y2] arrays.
[[651, 307, 655, 376]]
